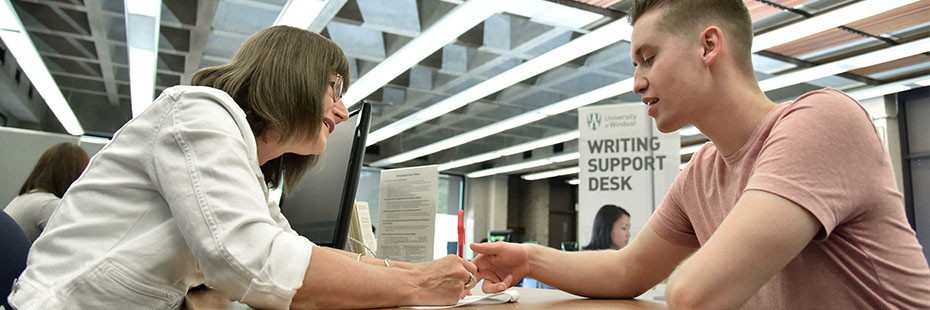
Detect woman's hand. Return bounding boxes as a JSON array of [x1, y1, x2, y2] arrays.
[[406, 255, 478, 306]]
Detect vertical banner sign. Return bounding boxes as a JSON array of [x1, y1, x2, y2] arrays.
[[578, 104, 679, 245], [377, 165, 438, 263]]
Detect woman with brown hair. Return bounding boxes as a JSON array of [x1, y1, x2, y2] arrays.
[[9, 26, 476, 310], [3, 142, 89, 242]]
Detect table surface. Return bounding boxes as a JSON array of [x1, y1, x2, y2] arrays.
[[186, 287, 667, 309]]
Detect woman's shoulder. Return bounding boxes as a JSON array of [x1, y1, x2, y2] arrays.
[[161, 86, 248, 126], [5, 192, 59, 210], [18, 191, 59, 202]]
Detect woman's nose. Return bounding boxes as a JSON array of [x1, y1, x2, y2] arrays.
[[333, 100, 349, 123]]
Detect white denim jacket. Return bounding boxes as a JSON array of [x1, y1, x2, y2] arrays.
[[9, 86, 314, 310]]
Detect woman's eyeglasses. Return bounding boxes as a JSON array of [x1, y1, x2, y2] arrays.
[[330, 74, 344, 100]]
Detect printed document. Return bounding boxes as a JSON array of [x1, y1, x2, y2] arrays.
[[377, 166, 438, 263]]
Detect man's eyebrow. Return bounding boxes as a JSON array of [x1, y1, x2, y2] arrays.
[[633, 43, 654, 58]]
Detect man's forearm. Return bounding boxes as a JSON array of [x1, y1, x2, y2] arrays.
[[524, 244, 653, 298]]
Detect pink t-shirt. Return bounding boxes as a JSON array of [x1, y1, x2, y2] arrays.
[[649, 88, 930, 308]]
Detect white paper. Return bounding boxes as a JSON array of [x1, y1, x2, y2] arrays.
[[377, 166, 438, 263], [356, 201, 378, 253], [410, 289, 520, 309]]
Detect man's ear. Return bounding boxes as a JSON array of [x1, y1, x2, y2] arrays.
[[700, 26, 723, 66]]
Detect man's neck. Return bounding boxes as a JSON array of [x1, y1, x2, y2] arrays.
[[694, 86, 775, 156]]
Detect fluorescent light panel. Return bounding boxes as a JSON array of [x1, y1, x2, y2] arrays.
[[367, 19, 633, 145], [466, 152, 579, 178], [125, 0, 162, 117], [751, 0, 918, 52], [125, 0, 160, 17], [467, 158, 552, 178], [506, 0, 602, 29], [437, 130, 579, 171], [566, 178, 580, 185], [372, 112, 548, 166], [522, 166, 580, 181], [0, 0, 83, 135], [679, 126, 701, 136], [79, 135, 111, 144], [274, 0, 328, 29], [371, 78, 634, 167], [341, 0, 504, 108], [759, 37, 930, 92], [846, 74, 930, 101]]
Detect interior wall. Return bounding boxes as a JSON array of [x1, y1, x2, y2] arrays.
[[465, 175, 508, 243], [0, 127, 78, 208]]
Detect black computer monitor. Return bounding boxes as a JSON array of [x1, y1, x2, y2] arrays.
[[280, 101, 371, 249], [488, 230, 514, 243]]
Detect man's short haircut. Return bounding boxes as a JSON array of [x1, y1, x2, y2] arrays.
[[628, 0, 755, 74], [191, 26, 350, 193]]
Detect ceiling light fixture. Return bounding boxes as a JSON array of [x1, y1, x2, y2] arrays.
[[846, 74, 930, 101], [79, 135, 112, 145], [679, 126, 702, 137], [274, 0, 329, 29], [466, 152, 579, 179], [522, 166, 580, 181], [751, 0, 918, 52], [506, 0, 602, 29], [437, 130, 579, 171], [370, 79, 634, 167], [341, 0, 504, 109], [0, 0, 83, 135], [366, 20, 633, 145], [759, 37, 930, 92], [125, 0, 163, 117]]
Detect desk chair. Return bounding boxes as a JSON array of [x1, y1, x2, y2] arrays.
[[0, 211, 30, 309]]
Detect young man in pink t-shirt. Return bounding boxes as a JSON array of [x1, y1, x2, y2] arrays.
[[470, 0, 930, 308]]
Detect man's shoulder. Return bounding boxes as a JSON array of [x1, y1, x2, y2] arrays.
[[788, 88, 863, 114], [777, 88, 871, 128]]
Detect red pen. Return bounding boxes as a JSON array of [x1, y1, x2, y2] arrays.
[[457, 209, 465, 258]]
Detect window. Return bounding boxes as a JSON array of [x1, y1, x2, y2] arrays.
[[355, 167, 465, 259], [898, 87, 930, 265]]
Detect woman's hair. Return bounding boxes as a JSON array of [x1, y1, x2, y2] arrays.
[[583, 204, 631, 251], [190, 25, 350, 194], [18, 142, 90, 198]]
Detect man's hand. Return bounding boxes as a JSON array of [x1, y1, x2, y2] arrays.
[[470, 242, 530, 293]]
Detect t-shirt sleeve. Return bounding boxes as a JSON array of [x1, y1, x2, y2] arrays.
[[648, 162, 700, 248], [745, 90, 883, 240]]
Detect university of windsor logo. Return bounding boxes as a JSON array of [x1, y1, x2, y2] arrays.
[[587, 113, 602, 131]]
